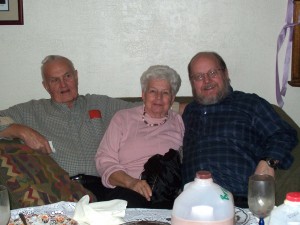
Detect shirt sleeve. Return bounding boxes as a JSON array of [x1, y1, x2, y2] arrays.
[[95, 111, 127, 188], [0, 103, 28, 132], [253, 98, 298, 169]]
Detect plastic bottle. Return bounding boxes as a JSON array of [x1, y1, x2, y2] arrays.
[[269, 192, 300, 225], [171, 171, 235, 225]]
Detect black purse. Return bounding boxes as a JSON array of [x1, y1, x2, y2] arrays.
[[141, 148, 182, 205]]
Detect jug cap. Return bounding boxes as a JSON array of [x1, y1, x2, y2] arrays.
[[196, 171, 212, 179], [286, 192, 300, 202]]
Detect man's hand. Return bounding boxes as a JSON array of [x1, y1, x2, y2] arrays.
[[255, 160, 275, 178], [0, 124, 52, 154], [21, 127, 52, 154]]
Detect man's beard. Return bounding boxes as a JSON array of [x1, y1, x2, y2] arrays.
[[193, 79, 231, 105]]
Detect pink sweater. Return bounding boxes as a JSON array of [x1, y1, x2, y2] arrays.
[[95, 105, 184, 188]]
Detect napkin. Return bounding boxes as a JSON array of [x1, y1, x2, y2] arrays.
[[73, 195, 127, 225], [49, 141, 56, 153]]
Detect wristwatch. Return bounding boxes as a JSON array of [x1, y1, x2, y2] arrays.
[[261, 158, 280, 169]]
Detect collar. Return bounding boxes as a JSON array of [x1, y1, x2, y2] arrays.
[[50, 96, 83, 111]]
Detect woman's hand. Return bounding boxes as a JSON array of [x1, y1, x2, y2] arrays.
[[109, 171, 152, 201], [128, 179, 152, 201]]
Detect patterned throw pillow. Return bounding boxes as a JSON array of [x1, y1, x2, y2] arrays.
[[0, 140, 96, 209]]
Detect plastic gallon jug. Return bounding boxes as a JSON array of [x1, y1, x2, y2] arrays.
[[269, 192, 300, 225], [171, 171, 234, 225]]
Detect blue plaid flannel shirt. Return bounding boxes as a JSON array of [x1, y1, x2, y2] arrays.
[[182, 88, 298, 197]]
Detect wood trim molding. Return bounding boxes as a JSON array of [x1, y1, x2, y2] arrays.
[[289, 0, 300, 86]]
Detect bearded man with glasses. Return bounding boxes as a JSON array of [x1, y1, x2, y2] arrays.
[[182, 51, 298, 208]]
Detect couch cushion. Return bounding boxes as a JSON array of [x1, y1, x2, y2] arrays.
[[0, 140, 96, 209]]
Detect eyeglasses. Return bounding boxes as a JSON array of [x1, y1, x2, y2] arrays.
[[191, 69, 224, 82]]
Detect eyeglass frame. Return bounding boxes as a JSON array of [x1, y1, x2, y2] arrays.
[[190, 68, 225, 82]]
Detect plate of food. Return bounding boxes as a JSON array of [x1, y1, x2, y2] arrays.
[[8, 213, 78, 225]]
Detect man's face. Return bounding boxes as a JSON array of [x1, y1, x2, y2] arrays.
[[42, 59, 78, 108], [189, 55, 230, 105]]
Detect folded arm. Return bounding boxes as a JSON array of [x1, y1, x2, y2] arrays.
[[0, 122, 52, 154]]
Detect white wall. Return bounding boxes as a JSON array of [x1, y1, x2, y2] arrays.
[[0, 0, 299, 125]]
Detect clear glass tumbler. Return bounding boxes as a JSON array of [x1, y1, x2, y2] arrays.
[[0, 185, 10, 225]]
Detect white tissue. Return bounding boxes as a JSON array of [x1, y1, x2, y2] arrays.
[[49, 141, 56, 153], [73, 195, 127, 225]]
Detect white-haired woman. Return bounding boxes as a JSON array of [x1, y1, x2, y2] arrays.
[[95, 65, 184, 208]]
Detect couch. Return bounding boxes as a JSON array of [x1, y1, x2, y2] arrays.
[[0, 97, 299, 209]]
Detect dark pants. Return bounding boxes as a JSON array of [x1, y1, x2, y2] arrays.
[[70, 174, 174, 209], [233, 195, 249, 208], [102, 186, 174, 209], [103, 186, 245, 209], [70, 174, 105, 201], [102, 186, 151, 208], [73, 174, 246, 209]]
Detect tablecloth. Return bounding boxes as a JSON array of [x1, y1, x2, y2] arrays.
[[10, 201, 259, 225]]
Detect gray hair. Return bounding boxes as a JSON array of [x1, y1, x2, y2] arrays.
[[140, 65, 181, 96], [41, 55, 75, 80]]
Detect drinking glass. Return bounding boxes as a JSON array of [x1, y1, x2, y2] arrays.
[[248, 174, 275, 225], [0, 185, 10, 225]]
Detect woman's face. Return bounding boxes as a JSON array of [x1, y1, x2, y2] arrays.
[[142, 79, 174, 118]]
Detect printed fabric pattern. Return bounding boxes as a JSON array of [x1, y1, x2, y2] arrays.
[[0, 140, 96, 209]]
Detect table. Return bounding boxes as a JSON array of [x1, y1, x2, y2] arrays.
[[10, 201, 259, 225]]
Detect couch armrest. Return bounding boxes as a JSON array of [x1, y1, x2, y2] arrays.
[[272, 105, 300, 205]]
